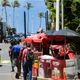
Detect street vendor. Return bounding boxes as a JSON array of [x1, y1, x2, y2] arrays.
[[50, 44, 69, 59]]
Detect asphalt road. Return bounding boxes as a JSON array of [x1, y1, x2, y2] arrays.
[[0, 43, 22, 80]]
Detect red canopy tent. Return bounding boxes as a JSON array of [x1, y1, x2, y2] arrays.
[[25, 33, 49, 54], [25, 36, 33, 43], [25, 33, 48, 43]]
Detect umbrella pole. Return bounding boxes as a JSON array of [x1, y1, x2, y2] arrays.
[[64, 36, 66, 60], [63, 36, 67, 79]]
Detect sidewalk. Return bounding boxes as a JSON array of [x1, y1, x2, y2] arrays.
[[0, 43, 23, 80], [0, 62, 23, 80]]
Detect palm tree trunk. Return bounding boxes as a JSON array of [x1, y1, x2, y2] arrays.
[[1, 7, 3, 19], [5, 7, 7, 24], [40, 18, 41, 28], [13, 8, 15, 28]]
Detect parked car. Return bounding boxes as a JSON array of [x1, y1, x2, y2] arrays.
[[13, 34, 21, 41], [4, 35, 14, 43]]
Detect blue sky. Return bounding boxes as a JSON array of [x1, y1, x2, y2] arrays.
[[0, 0, 47, 34]]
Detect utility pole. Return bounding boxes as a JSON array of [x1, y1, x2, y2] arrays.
[[56, 0, 59, 31], [61, 0, 64, 29], [45, 11, 48, 31]]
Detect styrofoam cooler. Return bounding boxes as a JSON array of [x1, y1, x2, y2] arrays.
[[38, 61, 45, 78], [64, 59, 76, 78]]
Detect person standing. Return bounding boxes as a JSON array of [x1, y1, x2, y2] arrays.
[[8, 40, 16, 72], [22, 43, 34, 80], [22, 43, 28, 80], [12, 40, 23, 79]]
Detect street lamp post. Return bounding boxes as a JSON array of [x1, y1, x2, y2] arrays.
[[24, 11, 26, 38], [61, 0, 64, 29], [56, 0, 59, 31]]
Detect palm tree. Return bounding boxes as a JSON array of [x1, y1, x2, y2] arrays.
[[0, 16, 3, 22], [38, 12, 44, 28], [0, 1, 3, 21], [12, 0, 20, 29], [25, 2, 32, 34], [1, 0, 10, 24]]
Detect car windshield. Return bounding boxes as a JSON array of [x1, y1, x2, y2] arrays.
[[14, 35, 20, 37], [6, 35, 13, 38]]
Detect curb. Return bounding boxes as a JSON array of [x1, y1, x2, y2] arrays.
[[1, 60, 11, 64], [32, 76, 52, 80]]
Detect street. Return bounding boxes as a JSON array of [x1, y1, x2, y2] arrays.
[[0, 43, 22, 80], [0, 43, 79, 80]]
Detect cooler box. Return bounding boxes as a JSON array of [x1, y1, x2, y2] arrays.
[[38, 55, 54, 78], [64, 59, 76, 79]]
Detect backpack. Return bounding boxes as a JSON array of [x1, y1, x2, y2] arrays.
[[26, 49, 34, 62]]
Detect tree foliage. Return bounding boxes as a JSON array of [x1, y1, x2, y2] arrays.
[[12, 0, 20, 8], [38, 12, 44, 27], [64, 0, 80, 32], [45, 0, 80, 33], [25, 2, 33, 10], [45, 0, 56, 20], [1, 0, 10, 7]]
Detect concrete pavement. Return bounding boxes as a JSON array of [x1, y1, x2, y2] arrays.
[[0, 63, 23, 80], [0, 43, 23, 80]]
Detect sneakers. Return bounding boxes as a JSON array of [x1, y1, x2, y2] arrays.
[[15, 73, 19, 79]]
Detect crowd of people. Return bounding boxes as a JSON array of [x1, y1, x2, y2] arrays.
[[7, 28, 77, 80], [8, 28, 45, 80], [8, 38, 72, 80], [8, 39, 35, 80]]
